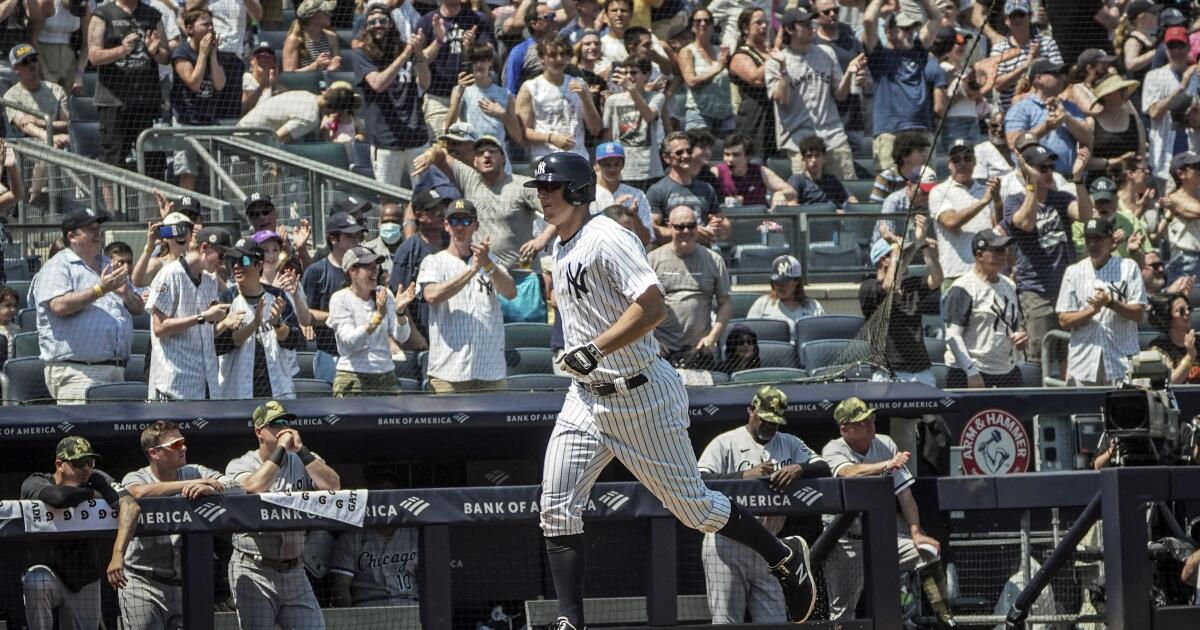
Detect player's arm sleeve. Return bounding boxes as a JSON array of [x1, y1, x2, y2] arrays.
[[943, 286, 975, 372], [21, 475, 93, 507], [820, 443, 855, 477], [881, 436, 916, 494], [147, 273, 179, 317], [89, 470, 130, 505], [600, 228, 662, 302]]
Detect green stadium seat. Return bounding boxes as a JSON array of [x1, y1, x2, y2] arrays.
[[729, 318, 791, 343], [506, 373, 571, 390], [132, 330, 151, 357], [766, 157, 792, 180], [844, 202, 884, 214], [293, 378, 333, 398], [505, 347, 555, 375], [729, 367, 808, 384], [11, 331, 38, 358], [793, 315, 866, 346], [284, 143, 350, 169], [277, 71, 322, 93], [842, 179, 876, 202], [504, 322, 552, 349], [756, 341, 799, 368], [1, 357, 51, 405], [86, 382, 147, 403], [730, 292, 760, 319]]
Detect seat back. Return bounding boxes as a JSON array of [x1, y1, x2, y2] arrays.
[[729, 367, 808, 384], [86, 382, 147, 402], [17, 307, 35, 332], [792, 315, 866, 346], [728, 318, 791, 343], [292, 378, 333, 397], [756, 340, 799, 368], [506, 347, 555, 375], [12, 331, 38, 358], [2, 357, 50, 404], [799, 339, 869, 370], [506, 374, 571, 390], [504, 322, 553, 348], [295, 351, 317, 379]]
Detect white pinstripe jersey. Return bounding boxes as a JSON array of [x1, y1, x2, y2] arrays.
[[1055, 254, 1147, 384], [553, 215, 662, 383], [147, 259, 221, 400]]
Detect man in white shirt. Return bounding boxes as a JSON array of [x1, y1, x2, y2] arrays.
[[930, 139, 999, 286], [590, 142, 653, 245], [417, 199, 517, 393], [1056, 216, 1148, 385]]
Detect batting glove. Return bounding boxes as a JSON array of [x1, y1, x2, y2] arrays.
[[558, 343, 604, 379]]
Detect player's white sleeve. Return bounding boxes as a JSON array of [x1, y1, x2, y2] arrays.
[[599, 225, 662, 302], [696, 436, 727, 474]]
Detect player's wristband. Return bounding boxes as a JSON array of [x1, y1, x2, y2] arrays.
[[269, 447, 287, 467], [298, 446, 317, 466]]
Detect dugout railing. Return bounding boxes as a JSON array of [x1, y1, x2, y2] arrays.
[[0, 478, 902, 630]]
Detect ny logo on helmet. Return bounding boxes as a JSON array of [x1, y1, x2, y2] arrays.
[[536, 160, 547, 176]]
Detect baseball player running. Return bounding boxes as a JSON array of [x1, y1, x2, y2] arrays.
[[697, 386, 831, 624], [526, 152, 817, 629], [111, 421, 235, 630]]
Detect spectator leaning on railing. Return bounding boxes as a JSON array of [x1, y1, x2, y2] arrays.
[[31, 207, 144, 404]]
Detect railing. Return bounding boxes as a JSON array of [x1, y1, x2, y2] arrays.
[[717, 207, 888, 283]]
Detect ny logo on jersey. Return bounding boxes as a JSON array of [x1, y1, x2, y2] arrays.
[[1106, 280, 1130, 303], [989, 294, 1021, 333], [565, 263, 589, 299], [476, 275, 494, 295]]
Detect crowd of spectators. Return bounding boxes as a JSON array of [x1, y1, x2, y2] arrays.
[[6, 0, 1200, 395]]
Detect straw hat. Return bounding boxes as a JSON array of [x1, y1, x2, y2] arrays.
[[1089, 74, 1140, 113]]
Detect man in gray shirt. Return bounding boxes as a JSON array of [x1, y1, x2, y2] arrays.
[[116, 421, 233, 630], [226, 400, 341, 630]]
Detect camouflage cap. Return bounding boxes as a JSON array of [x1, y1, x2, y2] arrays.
[[751, 386, 788, 425], [55, 436, 100, 462], [833, 397, 875, 425], [252, 400, 296, 429]]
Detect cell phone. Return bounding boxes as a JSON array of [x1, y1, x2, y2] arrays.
[[159, 225, 186, 239]]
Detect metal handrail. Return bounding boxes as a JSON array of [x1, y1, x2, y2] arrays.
[[133, 125, 278, 178]]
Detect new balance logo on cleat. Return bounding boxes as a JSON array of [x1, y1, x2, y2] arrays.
[[597, 491, 629, 510], [770, 536, 816, 623], [399, 496, 431, 516], [194, 502, 227, 522], [792, 487, 823, 506]]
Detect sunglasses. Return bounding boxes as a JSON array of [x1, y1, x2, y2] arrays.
[[247, 209, 274, 219], [1148, 262, 1166, 270], [820, 8, 838, 15], [980, 246, 1008, 254], [672, 148, 692, 157], [447, 215, 475, 226], [352, 261, 379, 269], [692, 16, 712, 24], [1176, 307, 1191, 316], [267, 418, 291, 427], [67, 458, 96, 469], [152, 437, 186, 452], [671, 222, 698, 230], [366, 16, 390, 25], [533, 181, 566, 193], [232, 255, 258, 267]]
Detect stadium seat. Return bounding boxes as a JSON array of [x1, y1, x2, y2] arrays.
[[69, 96, 98, 122], [1138, 330, 1159, 351], [506, 373, 571, 390], [1018, 361, 1042, 387], [730, 292, 760, 319], [79, 72, 98, 97], [17, 307, 35, 332], [504, 322, 553, 349], [257, 31, 289, 52], [394, 351, 421, 380], [773, 202, 836, 215], [86, 382, 147, 403], [335, 29, 355, 47], [132, 311, 151, 331], [0, 357, 51, 405], [284, 142, 350, 169], [350, 140, 374, 177], [756, 340, 799, 368], [766, 157, 791, 180], [125, 354, 146, 383], [729, 318, 791, 343], [68, 121, 101, 158], [397, 377, 421, 391], [11, 331, 37, 358], [277, 71, 322, 93], [798, 339, 868, 371], [733, 244, 790, 272], [729, 367, 807, 384], [506, 347, 555, 375], [326, 71, 356, 88], [1190, 308, 1200, 332], [924, 337, 946, 364], [793, 315, 866, 346], [930, 363, 948, 388], [6, 279, 30, 308], [842, 179, 875, 201], [295, 351, 316, 379], [293, 378, 333, 398], [844, 202, 884, 214], [854, 157, 876, 176], [132, 330, 151, 357], [313, 351, 337, 383], [807, 241, 862, 270]]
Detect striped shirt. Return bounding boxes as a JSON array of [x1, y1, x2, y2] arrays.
[[31, 249, 133, 362], [122, 464, 232, 579], [417, 251, 507, 382], [991, 34, 1063, 111], [554, 215, 662, 382], [1054, 255, 1147, 384], [147, 259, 220, 400], [942, 272, 1023, 375]]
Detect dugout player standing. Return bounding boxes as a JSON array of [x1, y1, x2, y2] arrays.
[[526, 152, 818, 629], [696, 386, 830, 624]]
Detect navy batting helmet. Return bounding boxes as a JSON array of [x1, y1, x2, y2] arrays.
[[523, 152, 596, 206]]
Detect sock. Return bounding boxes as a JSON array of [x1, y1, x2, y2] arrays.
[[545, 534, 586, 627], [718, 502, 790, 567]]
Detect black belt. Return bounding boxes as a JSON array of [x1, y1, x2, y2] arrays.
[[238, 550, 299, 572], [60, 359, 125, 367], [579, 373, 648, 396]]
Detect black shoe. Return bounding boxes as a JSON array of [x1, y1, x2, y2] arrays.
[[548, 616, 583, 630], [769, 535, 816, 623]]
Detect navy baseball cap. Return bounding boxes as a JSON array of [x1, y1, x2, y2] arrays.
[[596, 142, 625, 162], [331, 194, 371, 217], [1084, 217, 1115, 238], [325, 212, 367, 235], [246, 192, 274, 210], [1020, 144, 1058, 168], [1171, 151, 1200, 172], [1089, 177, 1117, 203], [973, 228, 1012, 252]]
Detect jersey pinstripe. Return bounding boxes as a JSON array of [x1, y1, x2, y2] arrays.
[[147, 260, 220, 400], [553, 215, 662, 382]]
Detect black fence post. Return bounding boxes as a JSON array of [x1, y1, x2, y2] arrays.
[[845, 478, 902, 630], [420, 524, 453, 630], [646, 517, 677, 626], [1100, 467, 1170, 630], [181, 531, 215, 630]]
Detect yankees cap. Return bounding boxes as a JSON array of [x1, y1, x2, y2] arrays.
[[162, 211, 194, 227], [61, 207, 108, 232], [1089, 177, 1117, 203], [833, 397, 875, 425], [1020, 144, 1057, 168], [253, 400, 296, 429], [751, 386, 788, 425], [326, 212, 367, 235], [176, 195, 205, 220], [446, 198, 477, 218], [1084, 216, 1115, 238], [973, 228, 1012, 252], [56, 436, 101, 462], [196, 226, 235, 252]]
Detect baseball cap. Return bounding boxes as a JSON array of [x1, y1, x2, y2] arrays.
[[162, 211, 194, 227], [1003, 0, 1031, 16], [1089, 177, 1118, 203], [1162, 7, 1188, 27], [196, 226, 234, 252], [364, 0, 390, 14], [948, 138, 973, 158], [176, 195, 205, 220], [62, 207, 108, 232], [1028, 58, 1064, 77], [252, 41, 276, 56], [1165, 26, 1189, 46], [869, 239, 892, 266], [331, 194, 372, 217], [1126, 0, 1162, 21], [9, 43, 35, 66], [1084, 216, 1116, 238], [56, 436, 101, 462], [439, 122, 478, 143], [341, 246, 382, 271], [781, 7, 814, 27], [473, 135, 504, 151], [888, 12, 922, 29], [252, 400, 296, 429], [412, 189, 450, 213], [910, 168, 940, 193], [1171, 151, 1200, 172], [246, 192, 274, 211], [833, 397, 875, 425], [972, 228, 1012, 252], [932, 28, 971, 50], [1077, 48, 1117, 68], [446, 198, 477, 218], [751, 386, 788, 425], [252, 229, 284, 245], [326, 211, 367, 235], [770, 255, 802, 282], [1011, 132, 1039, 152], [596, 142, 625, 162], [296, 0, 335, 20], [1020, 144, 1058, 168], [231, 236, 266, 263]]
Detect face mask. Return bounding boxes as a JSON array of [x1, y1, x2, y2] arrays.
[[379, 222, 403, 244]]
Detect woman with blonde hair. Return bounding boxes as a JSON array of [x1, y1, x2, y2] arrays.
[[1086, 74, 1145, 181], [283, 0, 343, 72]]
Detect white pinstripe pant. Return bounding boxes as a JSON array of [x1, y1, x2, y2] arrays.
[[540, 358, 732, 537], [701, 534, 787, 624]]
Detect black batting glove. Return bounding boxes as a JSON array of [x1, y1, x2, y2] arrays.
[[558, 343, 604, 379]]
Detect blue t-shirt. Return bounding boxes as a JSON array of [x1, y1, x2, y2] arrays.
[[1001, 190, 1076, 297], [503, 38, 535, 96], [414, 7, 494, 97], [463, 83, 511, 141], [867, 43, 947, 134], [170, 42, 219, 126], [1004, 95, 1086, 176], [300, 258, 347, 355]]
